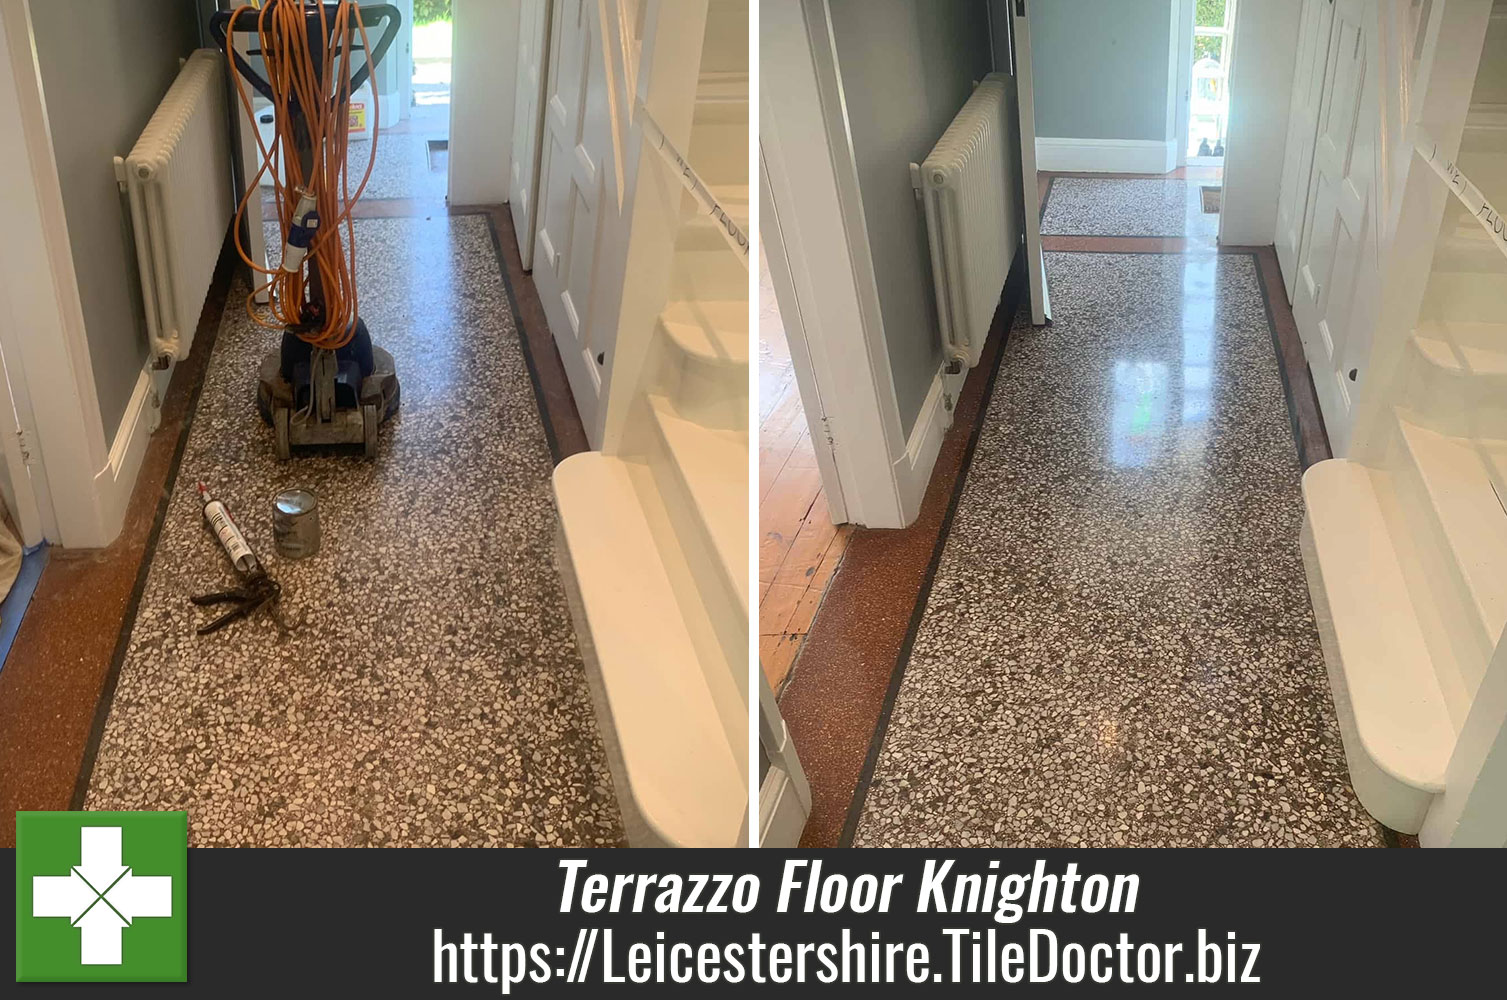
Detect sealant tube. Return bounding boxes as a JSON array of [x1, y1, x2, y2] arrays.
[[198, 483, 260, 576]]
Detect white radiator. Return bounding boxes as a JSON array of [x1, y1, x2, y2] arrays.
[[117, 49, 233, 365], [917, 73, 1016, 369]]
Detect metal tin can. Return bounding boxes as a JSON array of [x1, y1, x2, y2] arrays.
[[272, 488, 320, 559]]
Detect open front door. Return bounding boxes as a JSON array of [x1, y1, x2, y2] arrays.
[[1013, 0, 1051, 326], [510, 0, 553, 270]]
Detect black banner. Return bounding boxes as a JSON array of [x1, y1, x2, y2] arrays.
[[4, 849, 1498, 994]]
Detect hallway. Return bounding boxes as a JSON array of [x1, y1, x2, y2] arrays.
[[779, 171, 1392, 848], [77, 215, 622, 846]]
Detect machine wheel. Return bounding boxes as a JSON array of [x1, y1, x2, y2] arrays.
[[362, 402, 379, 459], [273, 406, 291, 461]]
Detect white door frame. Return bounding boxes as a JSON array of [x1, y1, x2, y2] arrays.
[[1014, 0, 1051, 327], [1174, 0, 1194, 168], [760, 0, 936, 530], [0, 0, 132, 549], [758, 152, 846, 524]]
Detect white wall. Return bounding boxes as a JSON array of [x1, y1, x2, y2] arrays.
[[826, 0, 993, 437], [1219, 0, 1302, 245], [1030, 0, 1180, 173], [28, 0, 200, 436], [448, 0, 519, 205]]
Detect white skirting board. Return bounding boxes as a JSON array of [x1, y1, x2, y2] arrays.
[[1035, 136, 1178, 174], [90, 366, 163, 547], [894, 366, 966, 526]]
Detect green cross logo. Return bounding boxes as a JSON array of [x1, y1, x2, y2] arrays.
[[15, 811, 187, 982]]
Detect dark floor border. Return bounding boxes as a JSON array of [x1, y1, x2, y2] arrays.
[[66, 207, 575, 810], [830, 257, 1028, 847], [476, 209, 564, 465]]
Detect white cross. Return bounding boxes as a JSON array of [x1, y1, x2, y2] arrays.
[[32, 827, 173, 965]]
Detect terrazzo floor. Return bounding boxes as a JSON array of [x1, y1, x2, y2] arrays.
[[852, 251, 1386, 848], [1042, 176, 1219, 239], [347, 128, 448, 201], [83, 214, 626, 847]]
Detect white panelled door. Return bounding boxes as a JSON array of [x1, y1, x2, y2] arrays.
[[1290, 0, 1378, 457], [534, 0, 616, 443], [1275, 0, 1336, 300], [510, 0, 553, 270]]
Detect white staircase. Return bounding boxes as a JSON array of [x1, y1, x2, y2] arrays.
[[552, 1, 749, 847], [1300, 0, 1507, 845]]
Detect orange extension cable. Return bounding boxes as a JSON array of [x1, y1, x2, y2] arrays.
[[226, 0, 380, 351]]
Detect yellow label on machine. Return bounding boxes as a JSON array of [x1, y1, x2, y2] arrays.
[[348, 102, 367, 132]]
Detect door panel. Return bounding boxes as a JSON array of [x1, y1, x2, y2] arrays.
[[1275, 0, 1335, 299], [533, 0, 617, 440], [1291, 0, 1377, 457], [509, 0, 552, 270]]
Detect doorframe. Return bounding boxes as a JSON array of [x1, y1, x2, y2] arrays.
[[758, 0, 921, 529], [0, 0, 128, 549], [1174, 0, 1194, 168], [758, 153, 846, 524]]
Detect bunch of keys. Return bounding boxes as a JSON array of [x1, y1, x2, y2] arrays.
[[192, 484, 291, 635]]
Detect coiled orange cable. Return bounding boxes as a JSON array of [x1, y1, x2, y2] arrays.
[[227, 0, 380, 350]]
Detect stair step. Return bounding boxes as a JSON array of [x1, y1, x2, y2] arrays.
[[659, 299, 748, 369], [1404, 320, 1507, 439], [677, 184, 749, 252], [1301, 459, 1455, 799], [552, 452, 745, 847], [696, 70, 749, 113], [1413, 318, 1507, 377], [647, 394, 748, 616], [688, 101, 746, 188], [1397, 419, 1507, 656], [1423, 270, 1507, 323], [1462, 102, 1507, 155], [1431, 209, 1507, 273], [670, 241, 746, 302]]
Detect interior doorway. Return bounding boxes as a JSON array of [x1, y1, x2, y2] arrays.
[[1187, 0, 1236, 165], [404, 0, 452, 194]]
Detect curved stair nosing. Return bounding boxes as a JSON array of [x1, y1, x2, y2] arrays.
[[552, 453, 746, 848], [1300, 459, 1457, 830]]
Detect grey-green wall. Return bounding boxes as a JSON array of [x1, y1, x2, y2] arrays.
[[828, 0, 994, 437], [30, 0, 202, 436], [1030, 0, 1174, 141]]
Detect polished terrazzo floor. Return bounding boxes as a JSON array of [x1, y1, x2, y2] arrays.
[[1042, 176, 1219, 239], [853, 251, 1386, 847], [84, 215, 626, 847]]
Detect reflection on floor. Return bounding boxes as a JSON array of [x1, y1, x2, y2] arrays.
[[758, 252, 849, 692], [82, 215, 624, 847], [850, 249, 1385, 847], [1042, 174, 1221, 240]]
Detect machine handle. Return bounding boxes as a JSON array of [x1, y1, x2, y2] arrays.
[[210, 2, 401, 104]]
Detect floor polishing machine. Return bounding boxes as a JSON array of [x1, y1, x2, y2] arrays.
[[212, 1, 402, 459]]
